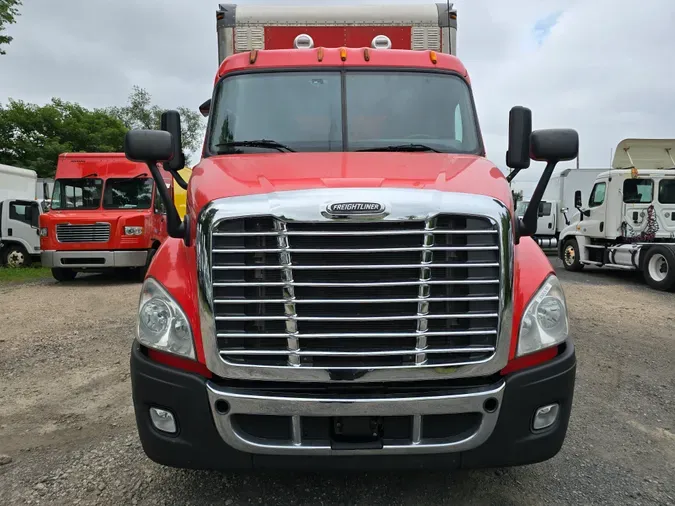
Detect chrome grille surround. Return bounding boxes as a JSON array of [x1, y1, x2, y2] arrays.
[[56, 223, 111, 243], [197, 188, 513, 383]]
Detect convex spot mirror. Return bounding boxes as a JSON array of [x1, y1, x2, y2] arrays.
[[530, 129, 579, 162], [124, 130, 174, 163]]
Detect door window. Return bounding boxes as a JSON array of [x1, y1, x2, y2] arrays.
[[623, 178, 653, 204], [658, 180, 675, 204], [589, 182, 606, 207], [9, 202, 30, 225]]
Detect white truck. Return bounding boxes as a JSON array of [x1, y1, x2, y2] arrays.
[[516, 168, 605, 249], [559, 138, 675, 291], [0, 164, 45, 267]]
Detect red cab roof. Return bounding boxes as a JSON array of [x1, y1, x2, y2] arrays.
[[56, 153, 171, 183]]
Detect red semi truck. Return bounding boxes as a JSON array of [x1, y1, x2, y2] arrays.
[[125, 3, 578, 470], [39, 153, 172, 281]]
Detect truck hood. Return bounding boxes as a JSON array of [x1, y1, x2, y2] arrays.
[[190, 153, 511, 211]]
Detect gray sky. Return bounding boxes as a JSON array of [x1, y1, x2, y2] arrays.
[[1, 0, 674, 181]]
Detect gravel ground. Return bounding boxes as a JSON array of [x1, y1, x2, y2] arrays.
[[0, 261, 674, 505]]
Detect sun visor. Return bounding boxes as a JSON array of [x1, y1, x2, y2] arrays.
[[612, 138, 675, 170]]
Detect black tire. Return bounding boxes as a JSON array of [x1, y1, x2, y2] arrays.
[[642, 245, 675, 291], [51, 268, 77, 282], [3, 244, 32, 267], [137, 248, 157, 282], [561, 238, 584, 272]]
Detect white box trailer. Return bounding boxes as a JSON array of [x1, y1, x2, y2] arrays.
[[216, 3, 458, 63], [0, 163, 37, 202]]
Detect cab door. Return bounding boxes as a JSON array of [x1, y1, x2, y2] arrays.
[[657, 178, 675, 237], [621, 178, 655, 237], [578, 179, 608, 238], [535, 201, 556, 235], [6, 200, 41, 252]]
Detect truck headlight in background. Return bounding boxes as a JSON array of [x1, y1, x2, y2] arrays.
[[137, 277, 195, 359], [124, 226, 143, 236], [517, 275, 569, 357], [39, 227, 48, 237]]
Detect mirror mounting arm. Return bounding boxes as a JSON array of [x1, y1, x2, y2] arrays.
[[518, 160, 558, 239], [145, 161, 184, 239], [506, 168, 522, 183]]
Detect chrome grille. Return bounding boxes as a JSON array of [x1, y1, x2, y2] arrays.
[[56, 223, 110, 243], [210, 215, 500, 370]]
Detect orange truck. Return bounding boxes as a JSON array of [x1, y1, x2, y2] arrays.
[[39, 153, 173, 281], [121, 3, 579, 471]]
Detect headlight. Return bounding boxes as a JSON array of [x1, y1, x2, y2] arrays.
[[39, 227, 48, 237], [124, 226, 143, 236], [137, 277, 195, 359], [517, 274, 569, 357]]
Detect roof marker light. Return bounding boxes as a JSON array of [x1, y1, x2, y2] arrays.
[[429, 50, 438, 64], [340, 47, 347, 61], [363, 48, 370, 61], [294, 33, 314, 49], [317, 47, 324, 62], [371, 35, 392, 49], [249, 49, 258, 64]]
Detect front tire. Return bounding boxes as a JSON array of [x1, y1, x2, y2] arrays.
[[642, 246, 675, 291], [561, 238, 583, 272], [3, 244, 31, 267], [51, 268, 77, 282]]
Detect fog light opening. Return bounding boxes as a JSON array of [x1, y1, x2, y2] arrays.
[[215, 399, 230, 415], [533, 403, 560, 430], [483, 397, 499, 413], [149, 407, 177, 434]]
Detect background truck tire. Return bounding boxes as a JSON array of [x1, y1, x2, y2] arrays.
[[642, 245, 675, 291], [3, 244, 32, 267], [561, 238, 583, 272], [51, 268, 77, 282]]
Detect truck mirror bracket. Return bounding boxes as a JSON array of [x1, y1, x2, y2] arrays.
[[145, 161, 185, 239]]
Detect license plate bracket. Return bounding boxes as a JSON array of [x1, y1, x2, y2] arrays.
[[330, 416, 383, 450]]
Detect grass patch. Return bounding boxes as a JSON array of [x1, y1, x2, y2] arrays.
[[0, 265, 52, 283]]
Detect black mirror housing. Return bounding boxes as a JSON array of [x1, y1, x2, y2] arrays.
[[574, 190, 582, 209], [530, 129, 579, 162], [124, 130, 174, 163], [506, 106, 532, 169], [160, 110, 184, 171], [199, 99, 211, 118]]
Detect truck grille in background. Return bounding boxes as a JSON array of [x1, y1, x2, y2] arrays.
[[211, 216, 501, 369], [56, 223, 110, 243]]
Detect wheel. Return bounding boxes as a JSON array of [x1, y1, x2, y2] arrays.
[[3, 244, 31, 267], [51, 268, 77, 282], [137, 248, 157, 281], [642, 246, 675, 291], [561, 238, 584, 272]]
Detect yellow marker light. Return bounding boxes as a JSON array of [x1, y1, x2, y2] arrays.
[[340, 47, 347, 61], [364, 48, 370, 61], [317, 47, 324, 62], [429, 50, 438, 64], [249, 49, 258, 64]]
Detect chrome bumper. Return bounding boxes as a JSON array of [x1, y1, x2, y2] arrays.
[[205, 381, 505, 455], [41, 250, 148, 268]]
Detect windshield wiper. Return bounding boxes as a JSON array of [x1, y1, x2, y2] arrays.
[[215, 140, 296, 153], [356, 144, 442, 153]]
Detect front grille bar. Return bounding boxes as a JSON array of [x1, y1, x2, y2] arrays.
[[214, 296, 499, 304], [213, 229, 499, 237], [213, 263, 499, 270], [415, 217, 435, 365], [218, 330, 497, 338], [220, 346, 496, 357], [274, 221, 300, 367], [213, 279, 500, 287], [216, 313, 499, 321], [213, 246, 498, 253]]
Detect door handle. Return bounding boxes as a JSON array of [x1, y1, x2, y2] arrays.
[[7, 228, 12, 236]]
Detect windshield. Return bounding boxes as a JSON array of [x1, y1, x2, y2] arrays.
[[103, 178, 154, 209], [208, 70, 481, 154], [51, 179, 103, 210]]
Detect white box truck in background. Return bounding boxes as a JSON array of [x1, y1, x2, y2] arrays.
[[516, 168, 606, 249], [0, 164, 45, 267]]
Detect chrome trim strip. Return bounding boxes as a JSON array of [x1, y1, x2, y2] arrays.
[[216, 313, 499, 321], [220, 346, 495, 357], [197, 188, 513, 383], [206, 380, 505, 455], [213, 280, 500, 288], [213, 246, 499, 253], [213, 229, 499, 236], [212, 262, 499, 270]]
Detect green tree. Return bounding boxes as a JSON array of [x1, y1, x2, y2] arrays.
[[0, 98, 128, 177], [0, 0, 21, 55], [108, 86, 204, 165], [512, 189, 524, 206]]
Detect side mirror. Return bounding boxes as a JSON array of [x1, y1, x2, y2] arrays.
[[160, 110, 184, 172], [124, 130, 174, 162], [574, 190, 582, 209], [506, 106, 532, 170], [530, 129, 579, 162], [199, 99, 211, 118]]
